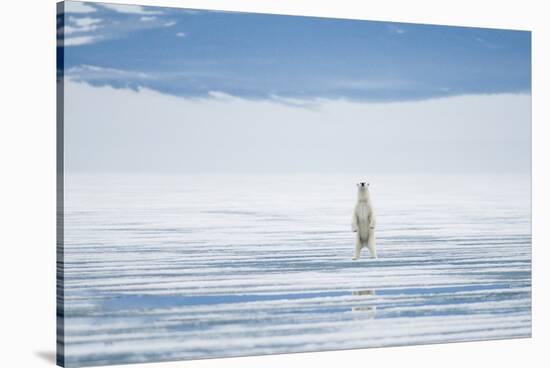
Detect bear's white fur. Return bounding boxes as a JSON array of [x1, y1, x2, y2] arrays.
[[352, 182, 376, 260]]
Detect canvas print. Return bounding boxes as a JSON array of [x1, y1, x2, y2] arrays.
[[56, 1, 532, 367]]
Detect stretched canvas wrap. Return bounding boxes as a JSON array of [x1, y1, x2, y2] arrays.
[[56, 1, 532, 367]]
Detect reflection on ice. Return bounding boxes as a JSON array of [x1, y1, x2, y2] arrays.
[[352, 289, 376, 296], [351, 289, 377, 316]]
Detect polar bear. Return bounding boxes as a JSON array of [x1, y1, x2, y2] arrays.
[[352, 182, 376, 260]]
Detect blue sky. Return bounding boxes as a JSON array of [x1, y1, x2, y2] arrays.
[[59, 1, 531, 102]]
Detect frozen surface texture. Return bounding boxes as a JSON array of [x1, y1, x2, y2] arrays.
[[62, 174, 531, 367]]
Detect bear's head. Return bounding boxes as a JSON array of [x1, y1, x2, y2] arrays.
[[356, 182, 370, 201]]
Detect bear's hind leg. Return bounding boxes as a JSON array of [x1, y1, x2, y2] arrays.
[[366, 232, 377, 259], [352, 233, 362, 260]]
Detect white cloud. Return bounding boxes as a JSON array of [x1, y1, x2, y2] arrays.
[[58, 6, 174, 46], [66, 65, 154, 80], [60, 26, 81, 35], [176, 32, 187, 38], [140, 16, 157, 22], [63, 80, 531, 174], [268, 94, 321, 109], [71, 17, 102, 27], [62, 36, 99, 46], [60, 17, 102, 35], [64, 2, 96, 13], [207, 91, 235, 100], [179, 9, 202, 15], [99, 4, 163, 15]]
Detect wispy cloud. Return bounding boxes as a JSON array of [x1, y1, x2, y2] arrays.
[[140, 16, 157, 22], [61, 16, 102, 35], [59, 6, 177, 47], [387, 24, 406, 35], [72, 16, 102, 27], [99, 4, 163, 15], [268, 95, 322, 110], [63, 36, 99, 47], [61, 25, 99, 35], [176, 32, 187, 38], [58, 16, 103, 44], [64, 2, 97, 14], [66, 64, 154, 81], [475, 37, 502, 49]]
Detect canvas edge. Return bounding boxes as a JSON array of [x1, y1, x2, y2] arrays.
[[56, 1, 66, 367]]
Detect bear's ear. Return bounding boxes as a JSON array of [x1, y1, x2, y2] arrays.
[[367, 183, 370, 186]]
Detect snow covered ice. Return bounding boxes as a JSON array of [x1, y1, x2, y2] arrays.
[[61, 173, 531, 367]]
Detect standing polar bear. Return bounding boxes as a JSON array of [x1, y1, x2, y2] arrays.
[[352, 182, 376, 260]]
